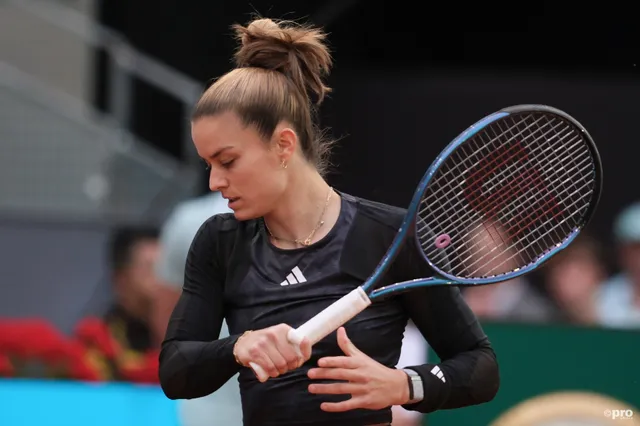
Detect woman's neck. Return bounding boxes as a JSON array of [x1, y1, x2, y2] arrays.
[[263, 167, 341, 248]]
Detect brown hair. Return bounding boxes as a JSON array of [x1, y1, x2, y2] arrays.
[[192, 18, 335, 176]]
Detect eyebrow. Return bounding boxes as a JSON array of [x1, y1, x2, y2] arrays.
[[209, 146, 234, 159]]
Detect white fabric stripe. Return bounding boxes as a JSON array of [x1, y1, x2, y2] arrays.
[[292, 266, 307, 283]]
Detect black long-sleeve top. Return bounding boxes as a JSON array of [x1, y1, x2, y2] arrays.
[[159, 192, 500, 426]]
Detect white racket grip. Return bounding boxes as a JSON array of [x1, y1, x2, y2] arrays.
[[288, 287, 371, 346]]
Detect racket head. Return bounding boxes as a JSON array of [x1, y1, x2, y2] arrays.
[[412, 104, 602, 285]]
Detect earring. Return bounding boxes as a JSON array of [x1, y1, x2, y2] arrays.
[[281, 160, 288, 169]]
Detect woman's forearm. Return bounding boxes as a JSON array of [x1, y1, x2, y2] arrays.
[[159, 335, 242, 400]]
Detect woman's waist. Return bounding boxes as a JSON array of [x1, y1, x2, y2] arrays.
[[240, 372, 391, 425]]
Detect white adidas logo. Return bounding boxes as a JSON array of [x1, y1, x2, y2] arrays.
[[280, 266, 307, 286], [430, 366, 446, 383]]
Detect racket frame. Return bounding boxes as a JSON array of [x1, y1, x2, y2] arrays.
[[372, 104, 603, 297]]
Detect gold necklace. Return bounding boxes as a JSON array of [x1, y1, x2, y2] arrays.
[[264, 187, 333, 247]]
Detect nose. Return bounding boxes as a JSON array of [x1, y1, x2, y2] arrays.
[[209, 168, 228, 192]]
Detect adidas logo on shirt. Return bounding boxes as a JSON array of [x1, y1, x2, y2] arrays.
[[430, 366, 446, 383], [280, 266, 307, 286]]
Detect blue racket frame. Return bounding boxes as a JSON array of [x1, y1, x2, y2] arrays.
[[362, 104, 603, 299]]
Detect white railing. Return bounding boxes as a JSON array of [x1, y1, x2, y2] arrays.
[[0, 0, 206, 224], [5, 0, 204, 157]]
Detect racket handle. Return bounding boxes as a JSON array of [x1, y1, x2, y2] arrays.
[[248, 287, 371, 383], [288, 286, 371, 346]]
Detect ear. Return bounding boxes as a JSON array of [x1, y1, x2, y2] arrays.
[[273, 126, 298, 163]]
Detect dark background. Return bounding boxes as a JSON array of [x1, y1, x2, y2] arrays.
[[93, 0, 640, 251]]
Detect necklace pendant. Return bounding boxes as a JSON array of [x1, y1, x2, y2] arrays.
[[303, 237, 312, 246]]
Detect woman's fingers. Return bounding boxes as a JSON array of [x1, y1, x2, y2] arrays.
[[320, 397, 367, 413], [317, 355, 360, 369], [277, 341, 304, 370], [308, 381, 360, 395], [307, 366, 363, 382]]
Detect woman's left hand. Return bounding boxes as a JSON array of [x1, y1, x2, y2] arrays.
[[307, 327, 410, 412]]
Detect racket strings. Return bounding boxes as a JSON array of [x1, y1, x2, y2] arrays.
[[460, 170, 594, 275], [483, 115, 593, 251], [418, 118, 571, 243], [495, 115, 591, 239], [449, 115, 594, 277], [466, 185, 594, 277], [454, 122, 593, 266], [446, 149, 593, 274], [418, 116, 575, 255], [421, 115, 562, 216], [429, 150, 592, 278], [420, 114, 551, 194], [416, 112, 597, 279], [446, 121, 592, 277]]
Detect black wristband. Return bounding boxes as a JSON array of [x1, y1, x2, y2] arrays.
[[405, 371, 414, 401]]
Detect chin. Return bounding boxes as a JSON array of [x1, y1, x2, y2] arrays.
[[231, 207, 260, 222]]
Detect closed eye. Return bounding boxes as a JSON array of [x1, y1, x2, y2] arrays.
[[221, 159, 235, 169]]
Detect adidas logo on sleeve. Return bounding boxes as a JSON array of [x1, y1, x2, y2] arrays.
[[430, 366, 446, 383]]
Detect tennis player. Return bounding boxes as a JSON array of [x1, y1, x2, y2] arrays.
[[159, 17, 500, 426]]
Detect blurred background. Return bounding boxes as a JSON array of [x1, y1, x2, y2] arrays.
[[0, 0, 639, 425]]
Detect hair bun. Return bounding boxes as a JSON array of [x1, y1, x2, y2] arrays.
[[233, 18, 332, 104], [241, 18, 281, 45]]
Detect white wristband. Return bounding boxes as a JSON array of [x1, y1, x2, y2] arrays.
[[403, 368, 424, 403]]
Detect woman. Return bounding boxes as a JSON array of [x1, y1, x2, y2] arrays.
[[159, 17, 499, 426]]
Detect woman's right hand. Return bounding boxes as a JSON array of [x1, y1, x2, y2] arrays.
[[233, 324, 312, 381]]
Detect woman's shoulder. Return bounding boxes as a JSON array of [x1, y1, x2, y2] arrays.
[[342, 192, 408, 232], [200, 212, 244, 232], [193, 212, 260, 253]]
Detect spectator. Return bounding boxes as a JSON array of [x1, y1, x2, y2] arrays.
[[596, 202, 640, 328], [543, 234, 606, 326], [104, 226, 160, 374]]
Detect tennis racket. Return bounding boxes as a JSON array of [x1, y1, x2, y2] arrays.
[[250, 104, 602, 382]]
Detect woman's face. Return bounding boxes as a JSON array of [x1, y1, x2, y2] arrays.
[[191, 111, 292, 221]]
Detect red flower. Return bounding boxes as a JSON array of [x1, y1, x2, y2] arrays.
[[0, 318, 66, 359], [119, 350, 160, 384], [62, 340, 103, 382], [0, 353, 13, 376], [0, 317, 159, 384], [0, 318, 102, 381], [74, 317, 121, 359]]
